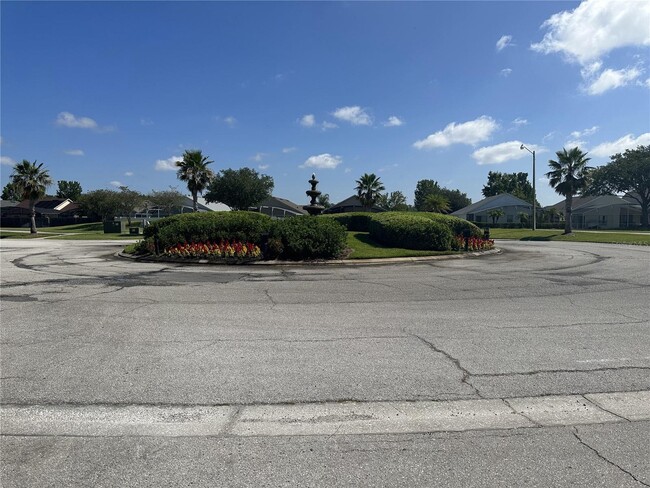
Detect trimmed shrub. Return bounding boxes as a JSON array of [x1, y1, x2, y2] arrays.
[[416, 212, 483, 237], [144, 211, 272, 252], [269, 216, 347, 260], [321, 212, 375, 232], [369, 213, 453, 250]]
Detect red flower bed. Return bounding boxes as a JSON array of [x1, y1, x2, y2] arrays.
[[454, 235, 495, 251], [163, 241, 262, 260]]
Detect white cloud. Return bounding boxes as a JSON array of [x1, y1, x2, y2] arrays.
[[300, 153, 342, 170], [140, 118, 154, 126], [570, 126, 599, 138], [64, 149, 84, 156], [332, 106, 372, 126], [55, 111, 98, 129], [500, 68, 513, 77], [543, 131, 556, 142], [321, 121, 338, 130], [512, 117, 528, 126], [413, 116, 499, 149], [590, 133, 650, 157], [344, 168, 352, 174], [110, 181, 122, 188], [496, 35, 513, 51], [282, 147, 297, 153], [155, 155, 182, 171], [383, 116, 404, 127], [1, 156, 16, 166], [216, 115, 237, 127], [251, 152, 266, 162], [585, 67, 642, 95], [531, 0, 650, 65], [124, 171, 134, 177], [472, 141, 546, 165], [565, 140, 587, 150], [258, 164, 269, 170], [299, 114, 316, 127]]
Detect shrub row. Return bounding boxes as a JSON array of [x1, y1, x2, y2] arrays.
[[368, 213, 453, 250], [142, 211, 346, 260], [321, 212, 375, 232]]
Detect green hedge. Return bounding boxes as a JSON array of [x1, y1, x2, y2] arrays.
[[369, 213, 453, 250], [320, 212, 375, 232], [416, 213, 482, 237], [144, 211, 273, 251], [269, 216, 347, 260]]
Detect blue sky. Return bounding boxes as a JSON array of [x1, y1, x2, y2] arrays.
[[1, 0, 649, 207]]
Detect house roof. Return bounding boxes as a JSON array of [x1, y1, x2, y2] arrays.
[[252, 196, 308, 215], [545, 195, 640, 212], [323, 195, 385, 213], [450, 193, 531, 216], [196, 197, 230, 212]]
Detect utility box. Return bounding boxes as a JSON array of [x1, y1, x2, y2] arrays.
[[129, 227, 143, 235], [103, 221, 122, 234]]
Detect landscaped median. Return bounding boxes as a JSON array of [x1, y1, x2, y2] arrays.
[[489, 228, 650, 246], [121, 211, 496, 264]]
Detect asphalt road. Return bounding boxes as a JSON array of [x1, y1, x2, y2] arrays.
[[1, 239, 649, 487]]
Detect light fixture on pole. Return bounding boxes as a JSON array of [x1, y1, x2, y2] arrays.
[[520, 144, 536, 231]]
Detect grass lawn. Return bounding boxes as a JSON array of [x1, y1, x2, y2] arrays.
[[1, 222, 137, 240], [490, 228, 650, 245], [345, 232, 457, 259]]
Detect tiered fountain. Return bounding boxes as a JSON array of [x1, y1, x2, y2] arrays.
[[303, 173, 324, 216]]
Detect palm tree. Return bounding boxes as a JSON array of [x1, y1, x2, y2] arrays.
[[176, 150, 215, 212], [10, 160, 53, 234], [546, 147, 592, 234], [354, 173, 385, 211], [423, 193, 451, 213], [488, 208, 505, 224]]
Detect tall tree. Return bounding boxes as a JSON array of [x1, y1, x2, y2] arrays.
[[378, 191, 408, 211], [354, 173, 385, 210], [146, 187, 186, 216], [546, 147, 592, 234], [117, 186, 144, 226], [204, 167, 274, 211], [176, 150, 215, 212], [10, 160, 53, 233], [56, 180, 83, 200], [414, 179, 442, 211], [585, 145, 650, 228], [2, 181, 22, 201], [78, 189, 122, 222], [482, 171, 535, 204]]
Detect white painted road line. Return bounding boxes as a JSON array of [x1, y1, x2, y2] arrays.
[[2, 391, 648, 438]]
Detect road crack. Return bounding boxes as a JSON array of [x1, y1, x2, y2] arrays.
[[572, 426, 649, 486]]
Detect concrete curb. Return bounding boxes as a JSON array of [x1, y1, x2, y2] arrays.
[[116, 248, 501, 266]]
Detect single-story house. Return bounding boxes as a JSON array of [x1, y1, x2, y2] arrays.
[[450, 193, 531, 224], [1, 197, 82, 227], [545, 195, 642, 229], [250, 196, 308, 218], [135, 196, 230, 219], [323, 195, 386, 214]]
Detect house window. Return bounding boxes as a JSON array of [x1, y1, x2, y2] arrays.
[[599, 215, 607, 225], [475, 215, 482, 223], [467, 213, 475, 221]]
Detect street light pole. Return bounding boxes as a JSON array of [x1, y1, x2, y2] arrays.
[[520, 144, 537, 231]]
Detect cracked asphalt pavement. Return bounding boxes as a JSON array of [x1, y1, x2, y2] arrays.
[[1, 238, 649, 486]]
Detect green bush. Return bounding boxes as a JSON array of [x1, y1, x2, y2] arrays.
[[321, 212, 375, 232], [416, 212, 482, 237], [369, 213, 453, 250], [269, 216, 347, 260], [144, 211, 272, 252]]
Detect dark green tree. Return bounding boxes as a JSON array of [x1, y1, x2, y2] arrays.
[[117, 186, 144, 226], [2, 181, 22, 201], [438, 188, 471, 212], [546, 147, 592, 234], [78, 189, 122, 222], [354, 173, 385, 210], [488, 208, 505, 224], [146, 187, 186, 216], [56, 180, 83, 200], [204, 167, 274, 211], [10, 160, 53, 233], [176, 150, 215, 212], [414, 179, 442, 211], [378, 191, 408, 211], [482, 171, 535, 204], [585, 145, 650, 228]]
